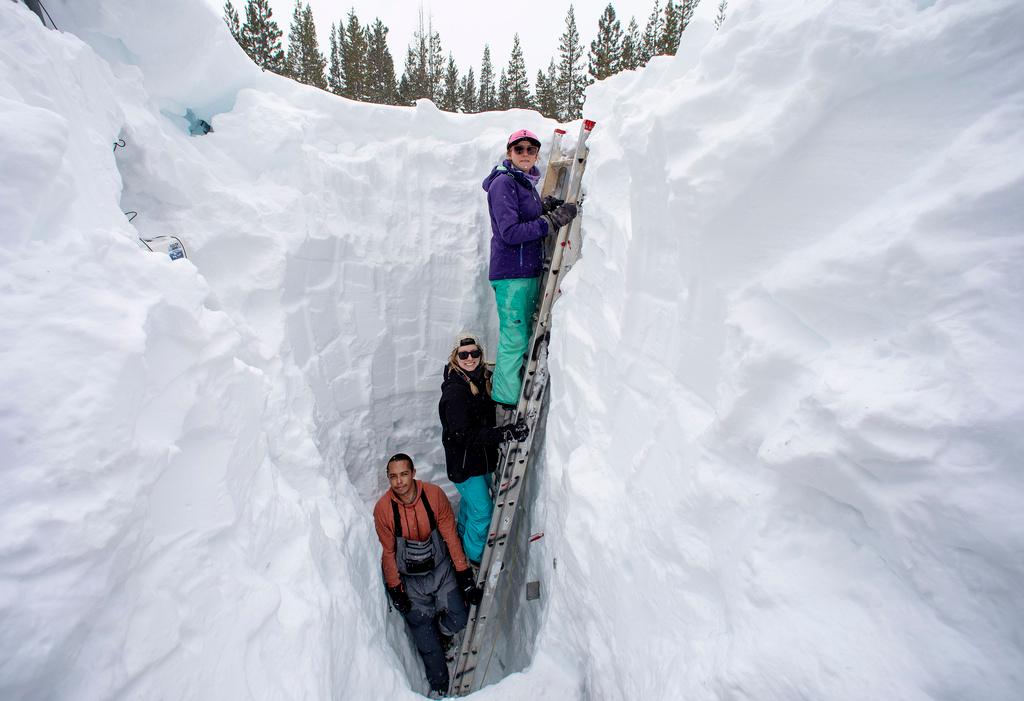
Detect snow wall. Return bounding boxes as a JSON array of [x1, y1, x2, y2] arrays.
[[2, 0, 1023, 699]]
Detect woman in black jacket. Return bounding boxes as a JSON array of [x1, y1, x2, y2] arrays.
[[439, 333, 527, 564]]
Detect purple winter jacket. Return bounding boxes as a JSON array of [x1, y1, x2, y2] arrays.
[[482, 160, 551, 281]]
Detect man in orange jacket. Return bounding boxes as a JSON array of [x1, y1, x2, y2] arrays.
[[373, 453, 482, 697]]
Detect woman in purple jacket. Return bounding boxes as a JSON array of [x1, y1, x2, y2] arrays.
[[481, 129, 578, 407]]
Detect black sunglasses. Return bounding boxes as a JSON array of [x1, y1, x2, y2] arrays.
[[457, 349, 482, 360], [512, 144, 539, 155]]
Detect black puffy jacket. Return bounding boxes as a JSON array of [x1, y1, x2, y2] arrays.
[[439, 364, 502, 484]]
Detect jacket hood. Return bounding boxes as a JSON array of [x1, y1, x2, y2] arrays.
[[481, 160, 540, 191]]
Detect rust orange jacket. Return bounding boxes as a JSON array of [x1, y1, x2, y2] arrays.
[[373, 480, 470, 588]]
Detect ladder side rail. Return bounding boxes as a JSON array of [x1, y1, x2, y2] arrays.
[[516, 122, 595, 419], [471, 377, 551, 691], [549, 213, 585, 308], [450, 126, 568, 693], [472, 436, 544, 689], [529, 145, 591, 326], [453, 375, 551, 695], [452, 120, 595, 696], [474, 126, 572, 580], [473, 132, 583, 581], [538, 128, 567, 196], [470, 125, 570, 581], [468, 121, 592, 643], [453, 344, 551, 694], [475, 294, 558, 579], [539, 164, 571, 270]]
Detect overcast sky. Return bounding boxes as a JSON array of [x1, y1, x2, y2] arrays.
[[259, 1, 660, 83]]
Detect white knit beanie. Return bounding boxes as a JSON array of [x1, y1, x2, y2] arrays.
[[453, 331, 486, 360]]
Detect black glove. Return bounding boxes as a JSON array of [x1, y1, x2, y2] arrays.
[[542, 195, 564, 213], [499, 420, 529, 443], [455, 567, 483, 607], [542, 202, 578, 232], [386, 584, 411, 614]]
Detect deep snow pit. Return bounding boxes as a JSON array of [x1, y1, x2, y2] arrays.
[[106, 45, 556, 698], [3, 0, 1024, 700]]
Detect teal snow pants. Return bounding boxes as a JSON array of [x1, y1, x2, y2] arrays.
[[454, 475, 493, 564], [491, 277, 540, 405]]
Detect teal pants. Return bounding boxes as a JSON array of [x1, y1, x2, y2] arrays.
[[491, 277, 540, 405], [455, 475, 493, 563]]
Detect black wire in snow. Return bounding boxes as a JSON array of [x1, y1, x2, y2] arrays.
[[113, 138, 126, 152], [37, 0, 58, 30], [124, 211, 138, 222]]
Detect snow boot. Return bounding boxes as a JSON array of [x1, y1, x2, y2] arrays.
[[440, 631, 455, 661]]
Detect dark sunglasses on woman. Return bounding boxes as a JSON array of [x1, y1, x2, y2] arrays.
[[458, 349, 482, 360], [512, 144, 539, 155]]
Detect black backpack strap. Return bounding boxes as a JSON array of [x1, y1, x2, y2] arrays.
[[392, 500, 402, 540], [419, 489, 438, 532]]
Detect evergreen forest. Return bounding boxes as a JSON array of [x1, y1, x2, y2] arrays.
[[223, 1, 720, 120]]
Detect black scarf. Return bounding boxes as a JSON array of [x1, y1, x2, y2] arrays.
[[457, 363, 490, 397]]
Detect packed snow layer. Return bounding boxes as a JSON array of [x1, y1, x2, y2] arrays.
[[2, 0, 555, 697], [2, 0, 1023, 699], [538, 0, 1024, 699]]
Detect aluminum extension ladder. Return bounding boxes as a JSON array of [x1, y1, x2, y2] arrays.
[[449, 119, 596, 696]]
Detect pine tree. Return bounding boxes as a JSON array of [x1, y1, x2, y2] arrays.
[[284, 1, 302, 78], [303, 3, 327, 88], [496, 69, 510, 111], [223, 0, 241, 43], [658, 1, 681, 56], [682, 0, 701, 32], [428, 27, 445, 99], [285, 2, 326, 88], [588, 4, 623, 81], [399, 10, 444, 103], [328, 22, 343, 94], [714, 0, 727, 29], [365, 19, 399, 105], [557, 5, 590, 120], [661, 0, 700, 54], [478, 45, 496, 111], [439, 55, 461, 111], [546, 59, 560, 117], [620, 17, 641, 71], [398, 73, 411, 105], [400, 27, 428, 101], [535, 60, 559, 119], [640, 0, 663, 63], [341, 9, 368, 100], [506, 35, 533, 109], [460, 66, 478, 113], [239, 0, 285, 73], [535, 69, 549, 117], [399, 41, 424, 103]]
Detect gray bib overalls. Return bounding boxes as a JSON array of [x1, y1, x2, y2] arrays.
[[391, 489, 469, 692]]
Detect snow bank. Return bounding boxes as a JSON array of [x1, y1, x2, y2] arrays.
[[3, 0, 555, 697], [536, 0, 1024, 698], [0, 1, 443, 698], [2, 0, 1022, 699]]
